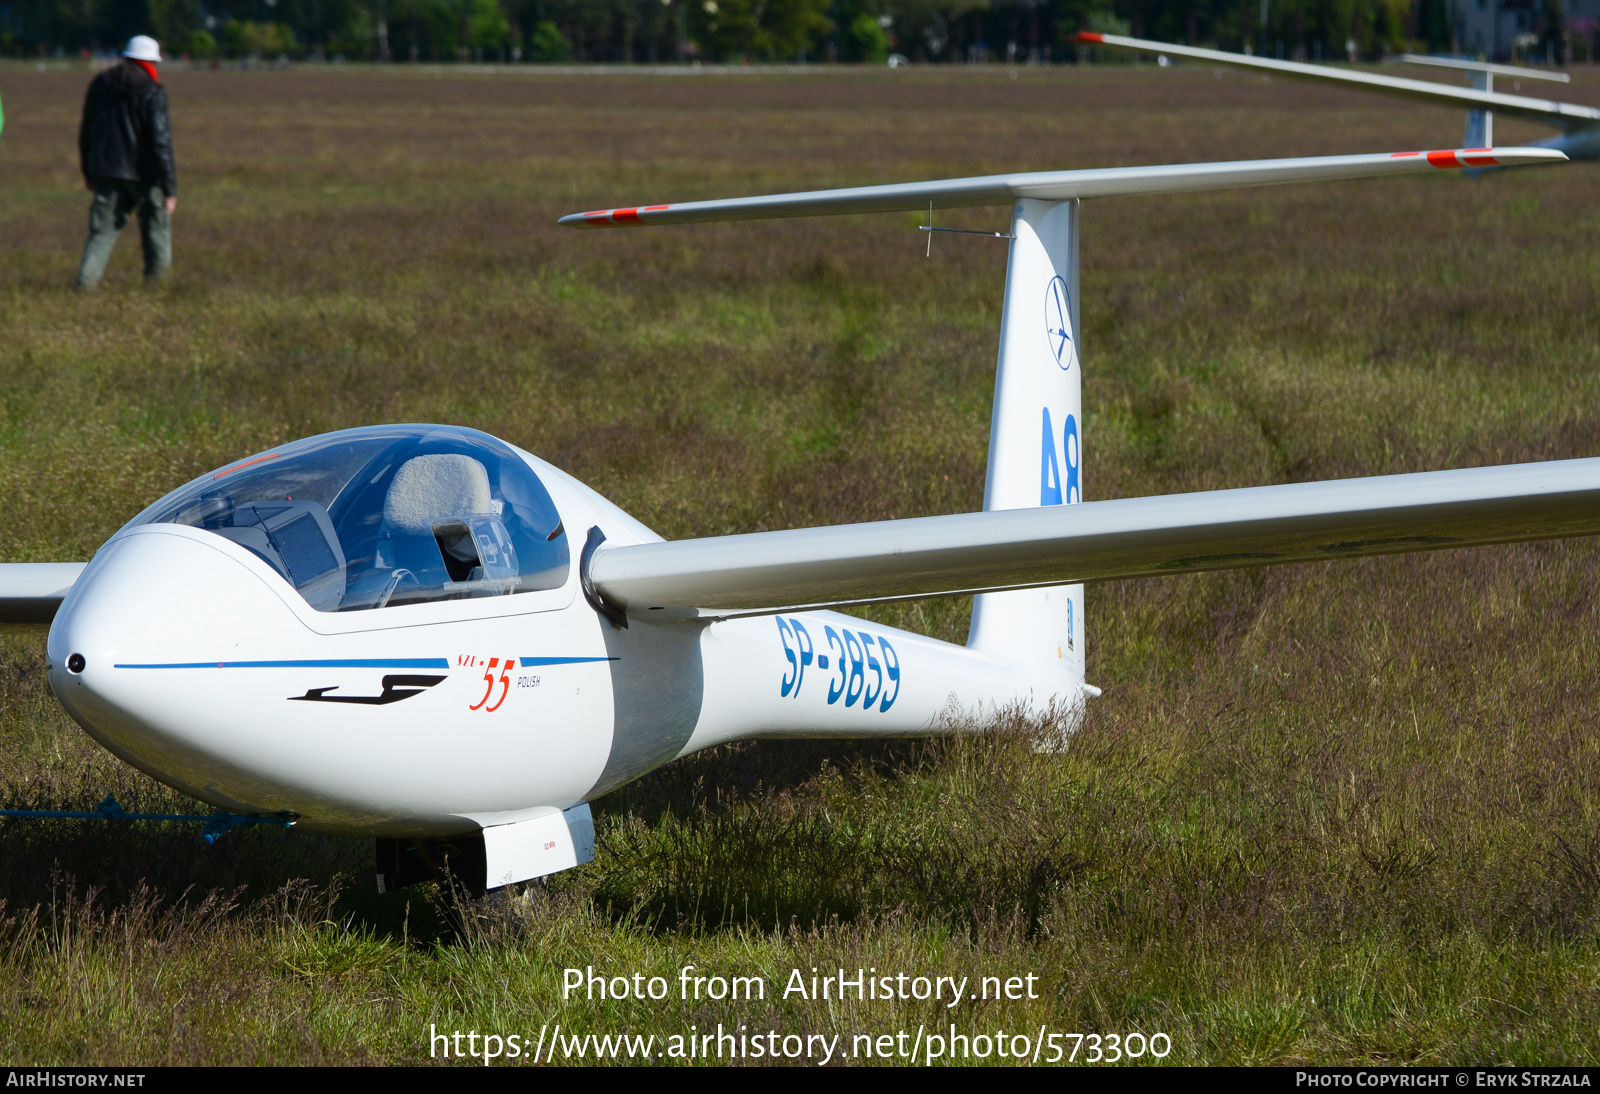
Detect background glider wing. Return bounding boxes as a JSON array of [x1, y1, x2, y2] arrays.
[[0, 563, 86, 625], [559, 146, 1565, 228], [1076, 32, 1600, 131], [1395, 54, 1569, 83], [589, 459, 1600, 618]]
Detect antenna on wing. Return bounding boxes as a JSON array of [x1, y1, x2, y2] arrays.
[[919, 201, 1015, 257]]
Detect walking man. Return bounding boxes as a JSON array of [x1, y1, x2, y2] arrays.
[[75, 36, 177, 290]]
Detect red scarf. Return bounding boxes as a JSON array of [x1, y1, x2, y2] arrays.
[[130, 58, 159, 83]]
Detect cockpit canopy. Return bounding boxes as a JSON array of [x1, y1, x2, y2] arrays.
[[126, 425, 570, 612]]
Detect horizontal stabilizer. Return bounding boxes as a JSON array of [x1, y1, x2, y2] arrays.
[[560, 146, 1565, 228], [0, 563, 86, 625], [1078, 32, 1600, 131], [589, 459, 1600, 618], [1396, 54, 1569, 83]]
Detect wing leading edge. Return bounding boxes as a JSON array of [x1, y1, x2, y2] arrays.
[[0, 563, 87, 625], [559, 146, 1565, 229], [1077, 32, 1600, 132], [588, 459, 1600, 619]]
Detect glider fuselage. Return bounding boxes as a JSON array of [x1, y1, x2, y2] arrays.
[[45, 451, 1033, 836]]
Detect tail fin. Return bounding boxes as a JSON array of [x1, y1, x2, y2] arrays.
[[1405, 64, 1600, 170], [562, 143, 1566, 707], [1392, 55, 1571, 148], [1076, 32, 1597, 134], [966, 199, 1086, 701]]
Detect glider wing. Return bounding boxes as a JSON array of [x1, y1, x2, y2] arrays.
[[559, 146, 1565, 228], [0, 563, 87, 625], [1076, 32, 1600, 131], [588, 458, 1600, 618]]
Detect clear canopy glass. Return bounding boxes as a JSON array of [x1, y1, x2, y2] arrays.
[[126, 425, 570, 612]]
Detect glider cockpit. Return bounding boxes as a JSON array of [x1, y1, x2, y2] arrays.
[[126, 424, 570, 613]]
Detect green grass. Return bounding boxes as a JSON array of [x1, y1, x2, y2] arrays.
[[0, 61, 1599, 1064]]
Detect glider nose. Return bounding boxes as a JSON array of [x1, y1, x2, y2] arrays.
[[47, 527, 302, 800]]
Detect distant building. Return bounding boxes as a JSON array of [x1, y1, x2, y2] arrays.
[[1453, 0, 1599, 59]]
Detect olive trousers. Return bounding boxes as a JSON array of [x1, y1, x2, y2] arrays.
[[75, 178, 171, 290]]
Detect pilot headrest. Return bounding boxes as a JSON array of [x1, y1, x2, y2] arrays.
[[383, 454, 494, 534]]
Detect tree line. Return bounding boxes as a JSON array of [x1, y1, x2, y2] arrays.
[[0, 0, 1564, 65]]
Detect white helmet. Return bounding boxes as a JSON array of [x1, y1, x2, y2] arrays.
[[123, 35, 161, 62]]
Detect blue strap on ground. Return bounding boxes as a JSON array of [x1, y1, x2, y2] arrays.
[[0, 795, 295, 844]]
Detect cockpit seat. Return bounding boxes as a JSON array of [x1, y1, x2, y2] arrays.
[[383, 453, 496, 533], [373, 453, 518, 597]]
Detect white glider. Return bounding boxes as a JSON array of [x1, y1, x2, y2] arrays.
[[1077, 31, 1600, 161], [0, 143, 1582, 897]]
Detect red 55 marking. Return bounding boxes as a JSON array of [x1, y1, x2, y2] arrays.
[[469, 655, 516, 712]]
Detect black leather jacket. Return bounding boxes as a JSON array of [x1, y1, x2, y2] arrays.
[[78, 61, 176, 196]]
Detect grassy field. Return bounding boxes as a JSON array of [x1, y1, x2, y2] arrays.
[[0, 59, 1599, 1065]]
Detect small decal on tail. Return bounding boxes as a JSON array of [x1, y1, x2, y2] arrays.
[[1045, 276, 1074, 369]]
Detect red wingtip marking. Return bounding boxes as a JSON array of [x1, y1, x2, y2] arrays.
[[1391, 151, 1421, 158], [643, 205, 670, 212], [580, 206, 662, 226], [1076, 32, 1105, 42], [1426, 149, 1462, 168]]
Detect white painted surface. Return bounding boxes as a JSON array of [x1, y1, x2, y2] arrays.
[[482, 806, 587, 888]]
